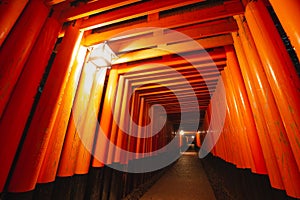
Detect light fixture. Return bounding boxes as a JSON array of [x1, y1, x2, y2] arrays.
[[87, 42, 117, 69], [179, 130, 184, 135]]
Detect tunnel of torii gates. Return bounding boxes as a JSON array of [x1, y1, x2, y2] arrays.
[[0, 0, 300, 199]]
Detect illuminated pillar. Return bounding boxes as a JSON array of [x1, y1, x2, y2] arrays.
[[107, 76, 125, 164], [221, 70, 250, 169], [225, 45, 267, 174], [122, 84, 134, 163], [234, 15, 300, 197], [231, 30, 283, 190], [37, 46, 87, 183], [136, 97, 145, 156], [92, 69, 119, 167], [220, 111, 231, 162], [210, 79, 227, 161], [57, 58, 96, 177], [115, 78, 130, 164], [127, 90, 140, 160], [223, 97, 240, 166], [141, 101, 150, 157], [203, 105, 214, 155], [195, 131, 200, 147], [230, 27, 284, 189], [0, 15, 61, 192], [8, 23, 83, 192], [268, 0, 300, 58], [75, 67, 108, 174], [208, 104, 220, 156], [147, 105, 154, 156], [245, 0, 300, 171], [0, 0, 28, 46], [0, 0, 49, 117]]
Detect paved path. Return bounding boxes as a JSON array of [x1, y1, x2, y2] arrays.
[[140, 152, 216, 200]]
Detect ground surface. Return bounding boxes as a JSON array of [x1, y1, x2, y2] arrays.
[[139, 151, 216, 200]]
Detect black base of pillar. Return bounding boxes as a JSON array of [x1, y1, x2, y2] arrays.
[[201, 153, 297, 200]]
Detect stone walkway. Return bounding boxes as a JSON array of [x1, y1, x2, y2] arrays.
[[140, 151, 216, 200]]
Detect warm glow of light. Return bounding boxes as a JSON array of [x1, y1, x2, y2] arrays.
[[96, 67, 107, 84], [69, 31, 84, 71], [83, 63, 96, 94], [89, 42, 116, 67], [180, 130, 184, 135], [77, 46, 87, 63], [191, 136, 195, 139], [107, 84, 113, 101], [75, 46, 87, 81]]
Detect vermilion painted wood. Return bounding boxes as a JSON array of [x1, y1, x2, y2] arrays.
[[74, 0, 205, 27], [236, 32, 293, 181], [127, 91, 140, 159], [143, 102, 151, 156], [121, 84, 134, 163], [117, 48, 226, 74], [235, 21, 284, 189], [8, 24, 83, 192], [140, 102, 147, 157], [92, 69, 119, 167], [222, 95, 240, 166], [234, 17, 277, 176], [146, 104, 154, 156], [226, 97, 241, 165], [86, 34, 233, 55], [62, 0, 142, 21], [143, 103, 151, 156], [234, 17, 300, 197], [231, 20, 283, 185], [234, 14, 286, 178], [136, 98, 145, 156], [83, 0, 244, 45], [228, 36, 267, 174], [75, 67, 107, 174], [225, 45, 267, 174], [220, 111, 231, 162], [268, 0, 300, 59], [210, 80, 227, 160], [56, 114, 80, 177], [0, 0, 49, 118], [73, 66, 97, 174], [148, 104, 155, 155], [44, 0, 66, 6], [0, 15, 61, 192], [37, 47, 86, 183], [0, 0, 28, 46], [227, 63, 284, 189], [57, 61, 97, 176], [219, 103, 229, 161], [147, 104, 154, 156], [107, 76, 125, 164], [246, 0, 300, 173], [204, 105, 217, 156], [218, 80, 227, 158], [138, 100, 146, 156], [222, 68, 253, 169], [209, 88, 221, 157], [196, 132, 201, 148], [206, 103, 220, 156], [114, 78, 131, 164]]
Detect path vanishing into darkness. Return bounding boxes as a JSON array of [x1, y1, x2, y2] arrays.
[[140, 151, 216, 200]]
